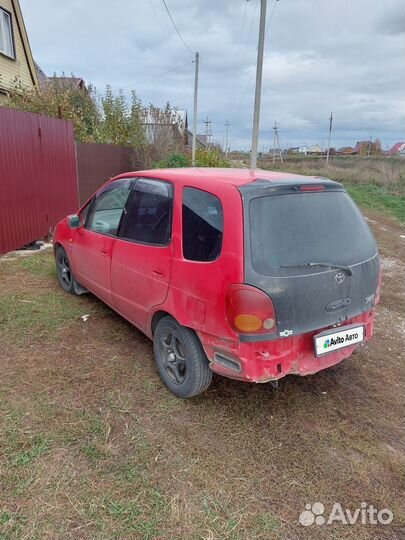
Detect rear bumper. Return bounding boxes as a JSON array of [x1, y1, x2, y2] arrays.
[[199, 309, 375, 383]]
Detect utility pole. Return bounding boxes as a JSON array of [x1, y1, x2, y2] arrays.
[[192, 51, 199, 167], [204, 116, 212, 149], [367, 134, 372, 157], [326, 111, 333, 164], [272, 121, 283, 163], [250, 0, 267, 169], [224, 120, 230, 157]]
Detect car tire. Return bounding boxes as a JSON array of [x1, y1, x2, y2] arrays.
[[153, 316, 213, 398], [55, 246, 75, 294]]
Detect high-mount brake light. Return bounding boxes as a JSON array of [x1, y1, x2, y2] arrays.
[[226, 284, 277, 335], [299, 184, 326, 192]]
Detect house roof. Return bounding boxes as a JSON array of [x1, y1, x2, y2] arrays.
[[49, 76, 87, 90], [34, 67, 88, 91], [186, 131, 208, 148], [338, 146, 355, 153], [354, 140, 371, 152], [34, 62, 48, 84], [387, 142, 405, 154]]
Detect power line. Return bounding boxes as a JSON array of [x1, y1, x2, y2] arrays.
[[161, 0, 194, 55], [120, 61, 192, 89], [230, 0, 259, 122], [229, 0, 249, 105], [265, 0, 279, 36], [235, 0, 279, 114], [150, 0, 171, 53]]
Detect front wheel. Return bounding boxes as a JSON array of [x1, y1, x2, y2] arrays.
[[55, 246, 75, 293], [153, 316, 212, 398]]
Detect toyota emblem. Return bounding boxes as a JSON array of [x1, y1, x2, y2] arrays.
[[335, 272, 346, 284]]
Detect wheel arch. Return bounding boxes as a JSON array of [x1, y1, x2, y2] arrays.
[[150, 310, 173, 335], [150, 310, 198, 338], [53, 241, 61, 255]]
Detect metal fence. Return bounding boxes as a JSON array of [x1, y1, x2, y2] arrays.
[[76, 142, 134, 205], [0, 107, 79, 254]]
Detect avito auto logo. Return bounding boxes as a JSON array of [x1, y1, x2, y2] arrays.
[[323, 332, 359, 350]]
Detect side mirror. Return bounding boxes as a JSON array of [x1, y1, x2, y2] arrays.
[[67, 214, 81, 229]]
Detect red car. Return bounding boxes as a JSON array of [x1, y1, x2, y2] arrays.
[[54, 168, 381, 397]]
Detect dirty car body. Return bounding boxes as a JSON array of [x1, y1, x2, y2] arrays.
[[54, 168, 381, 396]]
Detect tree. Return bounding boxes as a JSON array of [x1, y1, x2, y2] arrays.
[[371, 139, 382, 154], [5, 75, 100, 142]]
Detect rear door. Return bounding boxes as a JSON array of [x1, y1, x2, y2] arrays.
[[110, 177, 174, 330], [241, 181, 380, 337]]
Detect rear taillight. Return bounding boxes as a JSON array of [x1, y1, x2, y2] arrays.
[[375, 268, 382, 303], [226, 284, 277, 334]]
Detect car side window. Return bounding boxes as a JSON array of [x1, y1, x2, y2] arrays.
[[182, 187, 223, 261], [86, 180, 132, 236], [79, 201, 91, 225], [121, 178, 173, 245]]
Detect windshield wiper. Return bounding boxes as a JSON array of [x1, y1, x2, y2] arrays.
[[281, 262, 353, 276]]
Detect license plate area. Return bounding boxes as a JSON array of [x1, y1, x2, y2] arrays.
[[314, 324, 365, 357]]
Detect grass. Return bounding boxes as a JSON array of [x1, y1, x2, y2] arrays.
[[18, 253, 56, 278], [346, 183, 404, 222], [256, 155, 405, 223], [0, 292, 86, 340], [0, 240, 404, 539]]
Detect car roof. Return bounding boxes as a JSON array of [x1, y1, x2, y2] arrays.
[[113, 167, 330, 189]]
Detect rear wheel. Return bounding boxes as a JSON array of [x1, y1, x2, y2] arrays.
[[55, 246, 75, 293], [153, 316, 212, 398]]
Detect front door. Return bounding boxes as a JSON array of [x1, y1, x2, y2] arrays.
[[111, 178, 174, 330], [71, 179, 133, 305]]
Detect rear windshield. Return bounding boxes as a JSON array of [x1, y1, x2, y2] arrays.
[[249, 191, 377, 276]]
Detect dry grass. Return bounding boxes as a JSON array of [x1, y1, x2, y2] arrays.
[[254, 155, 405, 223], [257, 155, 404, 191], [0, 210, 404, 539]]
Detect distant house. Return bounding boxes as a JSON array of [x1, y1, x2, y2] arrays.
[[48, 76, 87, 91], [308, 144, 323, 155], [353, 141, 372, 156], [299, 145, 308, 155], [338, 146, 356, 155], [0, 0, 38, 98], [387, 142, 405, 155], [143, 108, 188, 149], [186, 132, 208, 150], [34, 64, 88, 92]]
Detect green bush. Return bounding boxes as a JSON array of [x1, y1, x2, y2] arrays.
[[195, 149, 231, 168], [152, 150, 232, 169], [152, 153, 190, 169]]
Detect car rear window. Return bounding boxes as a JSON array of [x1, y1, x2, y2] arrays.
[[182, 187, 223, 262], [249, 191, 377, 276]]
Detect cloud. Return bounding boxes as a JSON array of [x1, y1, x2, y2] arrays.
[[20, 0, 404, 149]]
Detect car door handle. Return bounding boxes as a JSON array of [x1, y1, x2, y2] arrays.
[[153, 269, 164, 277], [100, 248, 110, 256]]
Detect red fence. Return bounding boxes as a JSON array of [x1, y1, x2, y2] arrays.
[[76, 142, 134, 205], [0, 108, 79, 254]]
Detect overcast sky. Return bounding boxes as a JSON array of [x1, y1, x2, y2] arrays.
[[21, 0, 405, 150]]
